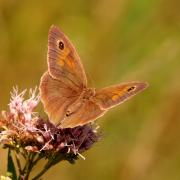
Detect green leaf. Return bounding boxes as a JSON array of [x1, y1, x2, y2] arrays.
[[7, 149, 17, 180]]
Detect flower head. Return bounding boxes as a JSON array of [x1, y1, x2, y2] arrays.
[[0, 87, 100, 162], [9, 87, 39, 121]]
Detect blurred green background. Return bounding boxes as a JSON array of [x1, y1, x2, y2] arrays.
[[0, 0, 180, 179]]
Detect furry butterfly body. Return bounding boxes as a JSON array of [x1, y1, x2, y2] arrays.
[[40, 25, 148, 128]]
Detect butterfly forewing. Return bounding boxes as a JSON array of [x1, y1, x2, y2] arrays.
[[48, 25, 87, 88], [95, 82, 148, 110]]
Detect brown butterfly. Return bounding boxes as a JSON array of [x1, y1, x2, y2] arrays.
[[40, 25, 148, 128]]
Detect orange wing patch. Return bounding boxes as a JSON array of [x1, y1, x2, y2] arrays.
[[111, 90, 124, 101], [58, 59, 65, 66], [66, 52, 76, 70], [66, 59, 74, 69], [112, 94, 119, 101], [112, 85, 137, 101]]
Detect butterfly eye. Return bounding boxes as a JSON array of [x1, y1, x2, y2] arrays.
[[127, 86, 136, 92], [58, 41, 64, 50]]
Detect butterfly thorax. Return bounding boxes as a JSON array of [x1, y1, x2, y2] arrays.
[[81, 88, 95, 100]]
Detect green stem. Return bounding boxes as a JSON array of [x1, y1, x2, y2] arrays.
[[31, 160, 53, 180], [15, 152, 22, 175], [32, 154, 64, 180], [31, 154, 43, 166], [18, 152, 36, 180], [23, 153, 36, 180]]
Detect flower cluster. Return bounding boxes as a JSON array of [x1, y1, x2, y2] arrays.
[[0, 87, 100, 162]]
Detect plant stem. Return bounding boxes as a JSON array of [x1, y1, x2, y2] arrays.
[[32, 154, 64, 180], [31, 160, 53, 180], [23, 153, 36, 180], [15, 152, 22, 175], [17, 152, 36, 180]]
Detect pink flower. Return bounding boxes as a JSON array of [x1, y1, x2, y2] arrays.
[[9, 87, 40, 121], [0, 87, 100, 162]]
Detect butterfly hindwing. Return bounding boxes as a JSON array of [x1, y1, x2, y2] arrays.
[[60, 100, 106, 128], [40, 71, 79, 124]]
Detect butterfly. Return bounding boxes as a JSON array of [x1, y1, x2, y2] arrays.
[[40, 25, 148, 128]]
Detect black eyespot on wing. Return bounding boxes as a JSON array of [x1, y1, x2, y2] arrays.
[[58, 41, 64, 50], [127, 86, 135, 92], [66, 110, 71, 117]]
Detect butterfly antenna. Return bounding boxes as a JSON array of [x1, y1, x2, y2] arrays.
[[86, 71, 95, 87]]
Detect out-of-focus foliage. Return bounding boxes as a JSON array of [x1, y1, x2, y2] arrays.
[[0, 0, 180, 180]]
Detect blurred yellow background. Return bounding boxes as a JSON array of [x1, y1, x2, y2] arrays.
[[0, 0, 180, 180]]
